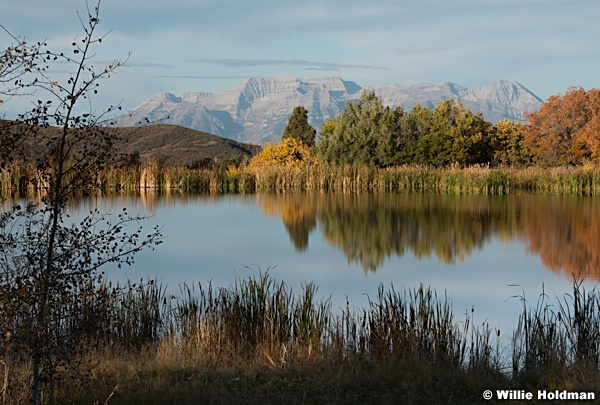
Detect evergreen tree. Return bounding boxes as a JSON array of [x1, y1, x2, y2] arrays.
[[317, 94, 495, 168], [282, 106, 316, 147], [317, 91, 398, 167]]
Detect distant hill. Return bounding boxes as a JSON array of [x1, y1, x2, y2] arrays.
[[113, 124, 261, 166], [115, 76, 544, 145], [0, 121, 261, 167]]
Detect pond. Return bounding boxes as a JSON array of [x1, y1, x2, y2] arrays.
[[61, 192, 600, 337]]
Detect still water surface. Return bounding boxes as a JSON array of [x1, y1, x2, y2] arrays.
[[67, 192, 600, 337]]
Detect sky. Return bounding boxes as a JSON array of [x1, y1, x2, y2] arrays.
[[2, 0, 600, 115]]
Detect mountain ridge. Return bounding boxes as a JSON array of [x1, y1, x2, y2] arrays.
[[116, 76, 543, 145]]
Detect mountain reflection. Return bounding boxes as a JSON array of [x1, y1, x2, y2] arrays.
[[255, 193, 600, 280]]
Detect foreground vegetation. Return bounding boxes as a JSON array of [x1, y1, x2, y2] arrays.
[[1, 272, 599, 404]]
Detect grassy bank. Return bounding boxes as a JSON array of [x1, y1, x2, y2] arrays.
[[2, 273, 599, 404], [3, 161, 600, 197]]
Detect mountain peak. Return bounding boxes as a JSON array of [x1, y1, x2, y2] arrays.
[[119, 76, 543, 144], [461, 80, 543, 120]]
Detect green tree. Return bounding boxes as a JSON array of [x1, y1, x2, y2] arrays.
[[282, 106, 316, 147], [491, 119, 531, 166], [0, 3, 162, 403], [317, 91, 398, 167], [416, 100, 492, 167], [376, 106, 406, 166], [404, 104, 434, 164], [317, 94, 494, 168]]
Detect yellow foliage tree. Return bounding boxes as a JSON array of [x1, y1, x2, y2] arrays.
[[246, 137, 318, 172]]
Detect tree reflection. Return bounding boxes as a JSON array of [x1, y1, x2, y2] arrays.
[[256, 193, 600, 280], [316, 194, 505, 272], [519, 195, 600, 281], [255, 194, 318, 251]]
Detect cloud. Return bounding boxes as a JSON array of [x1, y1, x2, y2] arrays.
[[5, 0, 600, 106], [154, 74, 249, 80], [126, 61, 175, 69], [189, 58, 390, 71]]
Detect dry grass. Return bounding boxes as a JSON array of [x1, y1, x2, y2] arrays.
[[55, 346, 500, 405], [2, 273, 600, 404]]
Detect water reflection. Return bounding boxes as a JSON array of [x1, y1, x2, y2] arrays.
[[21, 192, 599, 281], [521, 196, 600, 281], [255, 193, 600, 280]]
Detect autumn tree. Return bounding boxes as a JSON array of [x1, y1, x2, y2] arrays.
[[282, 106, 316, 147], [247, 136, 317, 172], [575, 88, 600, 162], [0, 3, 162, 403], [522, 87, 600, 166], [0, 26, 48, 167]]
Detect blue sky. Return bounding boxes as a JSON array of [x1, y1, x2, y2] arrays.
[[2, 0, 600, 114]]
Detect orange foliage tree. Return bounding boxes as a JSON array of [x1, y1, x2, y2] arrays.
[[523, 87, 600, 166], [578, 89, 600, 162]]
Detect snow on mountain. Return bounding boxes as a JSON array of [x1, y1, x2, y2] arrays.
[[116, 76, 543, 145]]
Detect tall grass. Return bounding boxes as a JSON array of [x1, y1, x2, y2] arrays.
[[2, 272, 599, 403], [344, 284, 470, 366], [4, 161, 600, 198], [221, 163, 600, 195], [512, 280, 600, 387]]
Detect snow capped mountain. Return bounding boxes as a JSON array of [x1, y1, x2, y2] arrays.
[[370, 82, 469, 110], [116, 76, 543, 145]]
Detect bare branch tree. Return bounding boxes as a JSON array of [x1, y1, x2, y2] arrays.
[[0, 2, 163, 404]]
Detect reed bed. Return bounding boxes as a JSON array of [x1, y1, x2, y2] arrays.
[[2, 273, 599, 403], [3, 161, 600, 197], [253, 163, 600, 195]]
